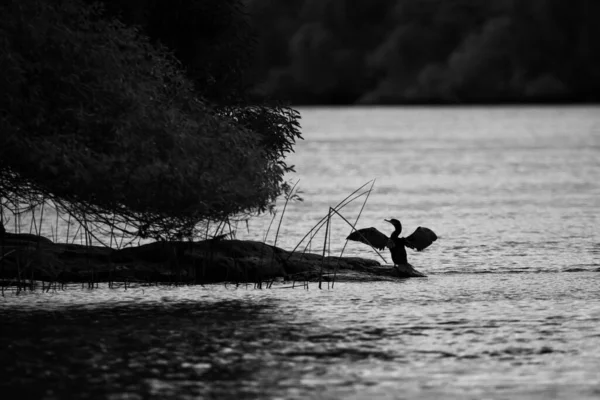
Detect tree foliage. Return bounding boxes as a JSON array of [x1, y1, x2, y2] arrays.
[[0, 0, 302, 240]]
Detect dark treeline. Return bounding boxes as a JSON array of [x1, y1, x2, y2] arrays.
[[245, 0, 600, 104]]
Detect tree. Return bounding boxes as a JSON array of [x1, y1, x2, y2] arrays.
[[0, 0, 302, 241]]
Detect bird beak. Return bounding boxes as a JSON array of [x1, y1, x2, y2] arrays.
[[384, 219, 391, 223]]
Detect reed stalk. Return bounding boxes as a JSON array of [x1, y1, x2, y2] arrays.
[[118, 220, 129, 249], [38, 201, 45, 238], [54, 203, 59, 242], [290, 187, 372, 284], [266, 180, 300, 289], [109, 213, 116, 248], [263, 212, 277, 244], [318, 208, 332, 289], [66, 212, 72, 244], [51, 203, 59, 243], [70, 223, 81, 245], [287, 181, 373, 258], [272, 180, 299, 249], [281, 181, 374, 290], [328, 208, 388, 264], [29, 206, 36, 235], [225, 217, 235, 239], [327, 207, 333, 290], [332, 180, 376, 287], [1, 201, 5, 297]]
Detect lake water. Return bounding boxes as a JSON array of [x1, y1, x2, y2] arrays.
[[2, 106, 600, 399]]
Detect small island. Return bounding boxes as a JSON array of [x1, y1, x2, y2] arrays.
[[0, 229, 425, 290]]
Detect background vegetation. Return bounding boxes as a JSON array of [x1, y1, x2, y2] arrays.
[[246, 0, 600, 104]]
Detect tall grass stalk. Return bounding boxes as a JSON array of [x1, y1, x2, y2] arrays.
[[225, 218, 235, 239], [1, 201, 4, 297], [204, 221, 210, 240], [65, 212, 72, 244], [109, 213, 117, 248], [266, 180, 300, 289], [288, 182, 373, 259], [70, 223, 81, 245], [332, 180, 376, 287], [38, 201, 45, 238], [327, 207, 333, 289], [213, 218, 225, 238], [263, 212, 277, 244], [283, 182, 374, 290], [29, 207, 36, 235], [318, 208, 332, 289], [53, 204, 60, 242], [272, 180, 299, 249], [328, 208, 388, 264], [117, 220, 130, 249]]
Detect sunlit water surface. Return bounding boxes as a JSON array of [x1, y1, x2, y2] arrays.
[[2, 107, 600, 399]]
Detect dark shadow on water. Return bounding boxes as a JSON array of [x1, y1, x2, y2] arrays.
[[0, 300, 303, 399]]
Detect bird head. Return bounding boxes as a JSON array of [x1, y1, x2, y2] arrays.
[[385, 218, 402, 232]]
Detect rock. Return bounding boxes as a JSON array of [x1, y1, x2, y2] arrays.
[[235, 256, 285, 279], [1, 232, 54, 245], [395, 263, 427, 278]]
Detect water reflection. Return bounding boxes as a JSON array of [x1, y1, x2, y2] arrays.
[[2, 273, 600, 399], [2, 299, 296, 399]]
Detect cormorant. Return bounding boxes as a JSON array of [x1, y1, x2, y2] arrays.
[[346, 219, 437, 267]]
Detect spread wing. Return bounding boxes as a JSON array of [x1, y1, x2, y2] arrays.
[[404, 226, 438, 251], [346, 227, 389, 250]]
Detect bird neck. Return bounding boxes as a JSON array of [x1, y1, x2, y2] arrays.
[[390, 226, 402, 240]]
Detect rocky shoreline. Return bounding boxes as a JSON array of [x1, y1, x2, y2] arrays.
[[0, 232, 426, 285]]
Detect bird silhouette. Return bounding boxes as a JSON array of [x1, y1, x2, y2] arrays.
[[346, 218, 437, 267]]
